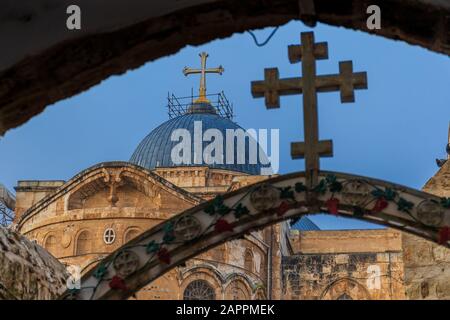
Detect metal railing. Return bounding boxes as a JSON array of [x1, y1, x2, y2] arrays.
[[0, 184, 15, 226], [167, 91, 234, 120]]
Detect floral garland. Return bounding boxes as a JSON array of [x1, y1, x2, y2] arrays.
[[283, 174, 450, 245]]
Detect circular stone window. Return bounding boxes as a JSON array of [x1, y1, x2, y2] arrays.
[[103, 228, 116, 245]]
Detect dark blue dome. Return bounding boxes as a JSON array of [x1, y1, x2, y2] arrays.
[[290, 216, 320, 231], [130, 106, 269, 175]]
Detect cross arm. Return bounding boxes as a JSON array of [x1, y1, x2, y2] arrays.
[[251, 68, 303, 108], [291, 140, 333, 159], [288, 41, 328, 63], [183, 67, 201, 76], [206, 66, 224, 74], [315, 61, 368, 102]]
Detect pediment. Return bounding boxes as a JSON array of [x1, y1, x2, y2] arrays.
[[17, 162, 201, 228], [68, 172, 165, 210]]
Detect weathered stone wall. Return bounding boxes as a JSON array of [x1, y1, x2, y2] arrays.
[[401, 160, 450, 300], [268, 223, 283, 300], [422, 160, 450, 198], [0, 226, 68, 300], [402, 233, 450, 299], [283, 229, 406, 300], [156, 167, 249, 199], [14, 180, 64, 221], [290, 229, 403, 254]]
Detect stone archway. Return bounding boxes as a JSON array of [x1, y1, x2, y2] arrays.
[[1, 0, 449, 136], [320, 278, 371, 300], [223, 273, 256, 300], [180, 268, 223, 300], [224, 279, 251, 300], [62, 170, 450, 300]]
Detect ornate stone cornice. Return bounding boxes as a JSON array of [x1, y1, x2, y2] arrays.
[[16, 162, 202, 229]]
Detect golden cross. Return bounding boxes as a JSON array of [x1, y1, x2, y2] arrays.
[[251, 32, 367, 188], [183, 52, 224, 103]]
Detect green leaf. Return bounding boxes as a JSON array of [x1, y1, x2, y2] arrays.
[[146, 240, 160, 254], [163, 231, 175, 243], [371, 188, 397, 201], [279, 186, 295, 200], [313, 180, 327, 194], [204, 195, 230, 216], [397, 198, 414, 212], [294, 182, 307, 193], [329, 181, 343, 193], [213, 195, 224, 207], [93, 264, 107, 279], [217, 204, 231, 216], [384, 188, 397, 201], [441, 198, 450, 208], [204, 204, 216, 216], [325, 174, 337, 184], [234, 203, 250, 219], [371, 189, 385, 198], [163, 221, 174, 233]]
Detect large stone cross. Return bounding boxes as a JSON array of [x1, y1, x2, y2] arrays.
[[183, 52, 224, 103], [251, 32, 367, 188]]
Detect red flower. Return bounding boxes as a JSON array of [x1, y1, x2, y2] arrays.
[[215, 218, 234, 233], [438, 226, 450, 245], [326, 198, 339, 215], [157, 248, 171, 264], [276, 201, 291, 216], [372, 197, 389, 213], [109, 275, 128, 291]]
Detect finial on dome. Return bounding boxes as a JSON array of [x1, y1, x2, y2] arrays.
[[182, 52, 224, 103]]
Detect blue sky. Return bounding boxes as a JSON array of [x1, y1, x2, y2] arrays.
[[0, 21, 449, 229]]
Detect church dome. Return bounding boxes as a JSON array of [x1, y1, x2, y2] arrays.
[[130, 102, 268, 175], [290, 216, 320, 231]]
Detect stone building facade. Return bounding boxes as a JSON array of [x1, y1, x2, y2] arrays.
[[282, 229, 406, 300], [13, 162, 273, 300]]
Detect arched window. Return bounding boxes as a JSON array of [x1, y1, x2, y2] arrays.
[[225, 280, 250, 300], [183, 280, 216, 300], [255, 290, 266, 300], [321, 278, 370, 300], [76, 230, 92, 255], [244, 249, 254, 272], [124, 228, 141, 243], [44, 235, 58, 253]]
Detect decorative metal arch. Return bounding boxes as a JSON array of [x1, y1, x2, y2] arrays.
[[63, 171, 450, 300]]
